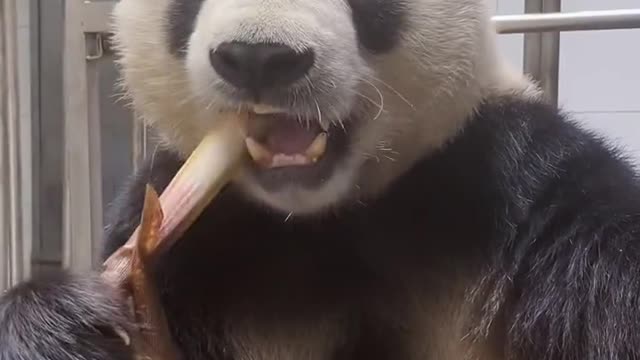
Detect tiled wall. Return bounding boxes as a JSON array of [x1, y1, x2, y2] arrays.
[[559, 0, 640, 162], [494, 0, 640, 163]]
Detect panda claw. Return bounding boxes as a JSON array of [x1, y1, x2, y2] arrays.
[[113, 325, 131, 346]]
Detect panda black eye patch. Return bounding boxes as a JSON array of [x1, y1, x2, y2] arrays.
[[166, 0, 408, 56], [347, 0, 407, 53], [167, 0, 205, 56]]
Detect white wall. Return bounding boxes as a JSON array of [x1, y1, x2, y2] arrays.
[[494, 0, 640, 163]]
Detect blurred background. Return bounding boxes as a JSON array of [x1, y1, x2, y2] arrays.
[[1, 0, 639, 291]]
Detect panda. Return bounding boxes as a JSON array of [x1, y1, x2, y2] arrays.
[[2, 0, 640, 359]]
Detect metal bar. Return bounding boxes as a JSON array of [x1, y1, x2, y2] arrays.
[[18, 0, 33, 282], [522, 0, 561, 107], [132, 110, 146, 172], [541, 0, 561, 108], [523, 0, 544, 101], [0, 0, 25, 291], [62, 0, 102, 272], [494, 9, 640, 34], [32, 0, 66, 275], [28, 0, 43, 275], [86, 58, 104, 267]]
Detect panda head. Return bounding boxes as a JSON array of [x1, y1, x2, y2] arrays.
[[111, 0, 537, 215]]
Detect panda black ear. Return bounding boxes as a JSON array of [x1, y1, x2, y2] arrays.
[[0, 271, 134, 360]]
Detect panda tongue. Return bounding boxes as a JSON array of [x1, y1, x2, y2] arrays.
[[264, 120, 319, 155]]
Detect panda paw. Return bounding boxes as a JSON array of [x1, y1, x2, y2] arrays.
[[0, 270, 134, 360]]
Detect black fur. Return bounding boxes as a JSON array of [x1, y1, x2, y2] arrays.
[[0, 272, 133, 360], [3, 95, 640, 359], [347, 0, 408, 53], [167, 0, 204, 56]]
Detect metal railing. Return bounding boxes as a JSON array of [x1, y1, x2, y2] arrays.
[[494, 8, 640, 33], [1, 0, 640, 290], [495, 5, 640, 106], [1, 0, 27, 291]]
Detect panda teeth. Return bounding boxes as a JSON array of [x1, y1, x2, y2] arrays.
[[305, 132, 328, 162], [252, 104, 284, 115], [245, 133, 328, 167], [245, 137, 274, 166]]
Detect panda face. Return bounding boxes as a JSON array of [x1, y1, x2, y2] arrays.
[[173, 0, 408, 214], [112, 0, 524, 215], [179, 0, 391, 207]]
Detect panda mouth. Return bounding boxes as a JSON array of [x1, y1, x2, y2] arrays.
[[244, 106, 329, 169]]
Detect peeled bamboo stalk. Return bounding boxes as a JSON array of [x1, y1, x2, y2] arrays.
[[102, 114, 247, 285], [100, 113, 248, 359]]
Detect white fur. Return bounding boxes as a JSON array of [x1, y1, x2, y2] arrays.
[[110, 0, 541, 215]]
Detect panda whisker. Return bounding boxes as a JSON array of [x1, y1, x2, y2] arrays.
[[357, 78, 385, 121], [304, 75, 316, 91], [366, 75, 415, 110], [304, 75, 325, 127], [363, 152, 381, 163], [325, 104, 343, 129], [313, 98, 323, 126], [204, 96, 217, 111], [143, 143, 160, 189], [353, 92, 382, 109], [195, 81, 220, 111]]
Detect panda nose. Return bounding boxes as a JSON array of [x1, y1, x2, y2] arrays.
[[210, 41, 315, 94]]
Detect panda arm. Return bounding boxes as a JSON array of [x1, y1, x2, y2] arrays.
[[474, 113, 640, 358], [0, 150, 184, 360], [0, 271, 134, 360], [503, 212, 640, 359]]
